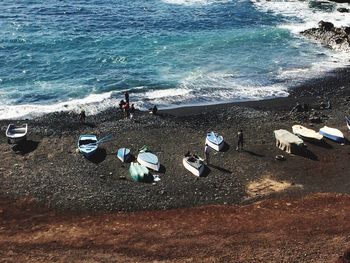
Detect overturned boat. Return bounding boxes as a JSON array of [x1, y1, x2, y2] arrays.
[[137, 145, 160, 171], [129, 162, 149, 182], [117, 147, 131, 162], [319, 126, 344, 143], [292, 125, 323, 141], [6, 124, 28, 144]]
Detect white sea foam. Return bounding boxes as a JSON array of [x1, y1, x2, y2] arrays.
[[252, 0, 350, 33], [0, 92, 116, 120]]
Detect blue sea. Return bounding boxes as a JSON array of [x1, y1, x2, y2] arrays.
[[1, 0, 349, 119]]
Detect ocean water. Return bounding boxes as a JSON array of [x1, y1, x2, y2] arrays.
[[1, 0, 349, 119]]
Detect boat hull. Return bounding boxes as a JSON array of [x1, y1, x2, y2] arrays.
[[137, 152, 160, 171], [117, 148, 130, 162], [129, 162, 149, 182], [319, 127, 344, 143], [183, 157, 205, 177], [6, 124, 28, 144], [78, 135, 98, 158], [206, 132, 224, 151]]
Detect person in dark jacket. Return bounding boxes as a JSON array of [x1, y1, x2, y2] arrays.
[[236, 129, 244, 151]]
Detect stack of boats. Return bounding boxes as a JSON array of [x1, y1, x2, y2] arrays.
[[123, 145, 160, 182]]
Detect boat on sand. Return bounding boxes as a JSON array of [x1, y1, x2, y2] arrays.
[[129, 162, 149, 182], [137, 145, 160, 171], [183, 155, 205, 177], [78, 135, 98, 158], [117, 148, 130, 162], [206, 131, 224, 151], [292, 125, 323, 141], [319, 126, 344, 143], [6, 124, 28, 144]]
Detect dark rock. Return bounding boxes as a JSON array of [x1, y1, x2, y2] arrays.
[[301, 21, 350, 52], [318, 20, 334, 31], [337, 7, 350, 12]]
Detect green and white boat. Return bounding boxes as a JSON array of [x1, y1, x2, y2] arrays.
[[128, 162, 149, 182]]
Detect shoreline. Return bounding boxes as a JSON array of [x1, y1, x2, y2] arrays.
[[1, 65, 350, 213]]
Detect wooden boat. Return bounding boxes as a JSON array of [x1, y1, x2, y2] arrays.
[[183, 156, 205, 177], [117, 148, 130, 162], [319, 126, 344, 143], [6, 124, 28, 144], [137, 145, 160, 171], [206, 131, 224, 151], [346, 116, 350, 131], [129, 162, 149, 182], [292, 125, 323, 141], [78, 135, 98, 158], [274, 129, 304, 154]]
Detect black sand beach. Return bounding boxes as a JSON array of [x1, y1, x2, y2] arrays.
[[1, 67, 350, 213], [1, 67, 350, 262]]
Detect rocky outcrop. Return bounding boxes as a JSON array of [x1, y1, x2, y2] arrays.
[[301, 21, 350, 52]]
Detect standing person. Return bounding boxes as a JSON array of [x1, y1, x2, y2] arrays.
[[124, 91, 129, 104], [204, 143, 210, 165], [79, 110, 86, 124], [123, 102, 130, 119], [236, 129, 244, 151], [130, 104, 135, 119]]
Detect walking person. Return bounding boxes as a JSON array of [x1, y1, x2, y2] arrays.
[[236, 129, 244, 151], [204, 143, 210, 165]]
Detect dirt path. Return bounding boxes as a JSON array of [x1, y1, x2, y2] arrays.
[[1, 193, 349, 262]]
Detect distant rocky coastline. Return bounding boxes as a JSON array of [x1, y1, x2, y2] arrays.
[[301, 20, 350, 52]]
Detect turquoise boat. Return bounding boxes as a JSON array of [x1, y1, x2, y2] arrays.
[[128, 162, 149, 182], [117, 147, 130, 162]]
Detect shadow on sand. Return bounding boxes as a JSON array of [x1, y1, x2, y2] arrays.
[[243, 149, 265, 157], [208, 164, 232, 174], [200, 166, 211, 178], [305, 139, 333, 149], [294, 147, 318, 161], [221, 142, 230, 152], [89, 148, 107, 164], [12, 140, 39, 155], [158, 164, 166, 174]]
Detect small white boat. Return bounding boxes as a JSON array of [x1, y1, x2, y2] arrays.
[[137, 146, 160, 171], [206, 131, 224, 151], [292, 125, 323, 141], [117, 148, 130, 162], [183, 156, 205, 177], [319, 126, 344, 143], [346, 116, 350, 131], [6, 124, 28, 144], [78, 135, 98, 158]]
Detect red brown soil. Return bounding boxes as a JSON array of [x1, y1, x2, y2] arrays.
[[1, 193, 350, 263]]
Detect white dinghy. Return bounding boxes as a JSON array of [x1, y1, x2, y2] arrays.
[[183, 155, 205, 177], [137, 145, 160, 171], [319, 126, 344, 143], [206, 131, 224, 151], [6, 124, 28, 144], [292, 125, 323, 141]]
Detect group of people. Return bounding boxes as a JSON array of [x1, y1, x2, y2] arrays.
[[119, 91, 136, 119]]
